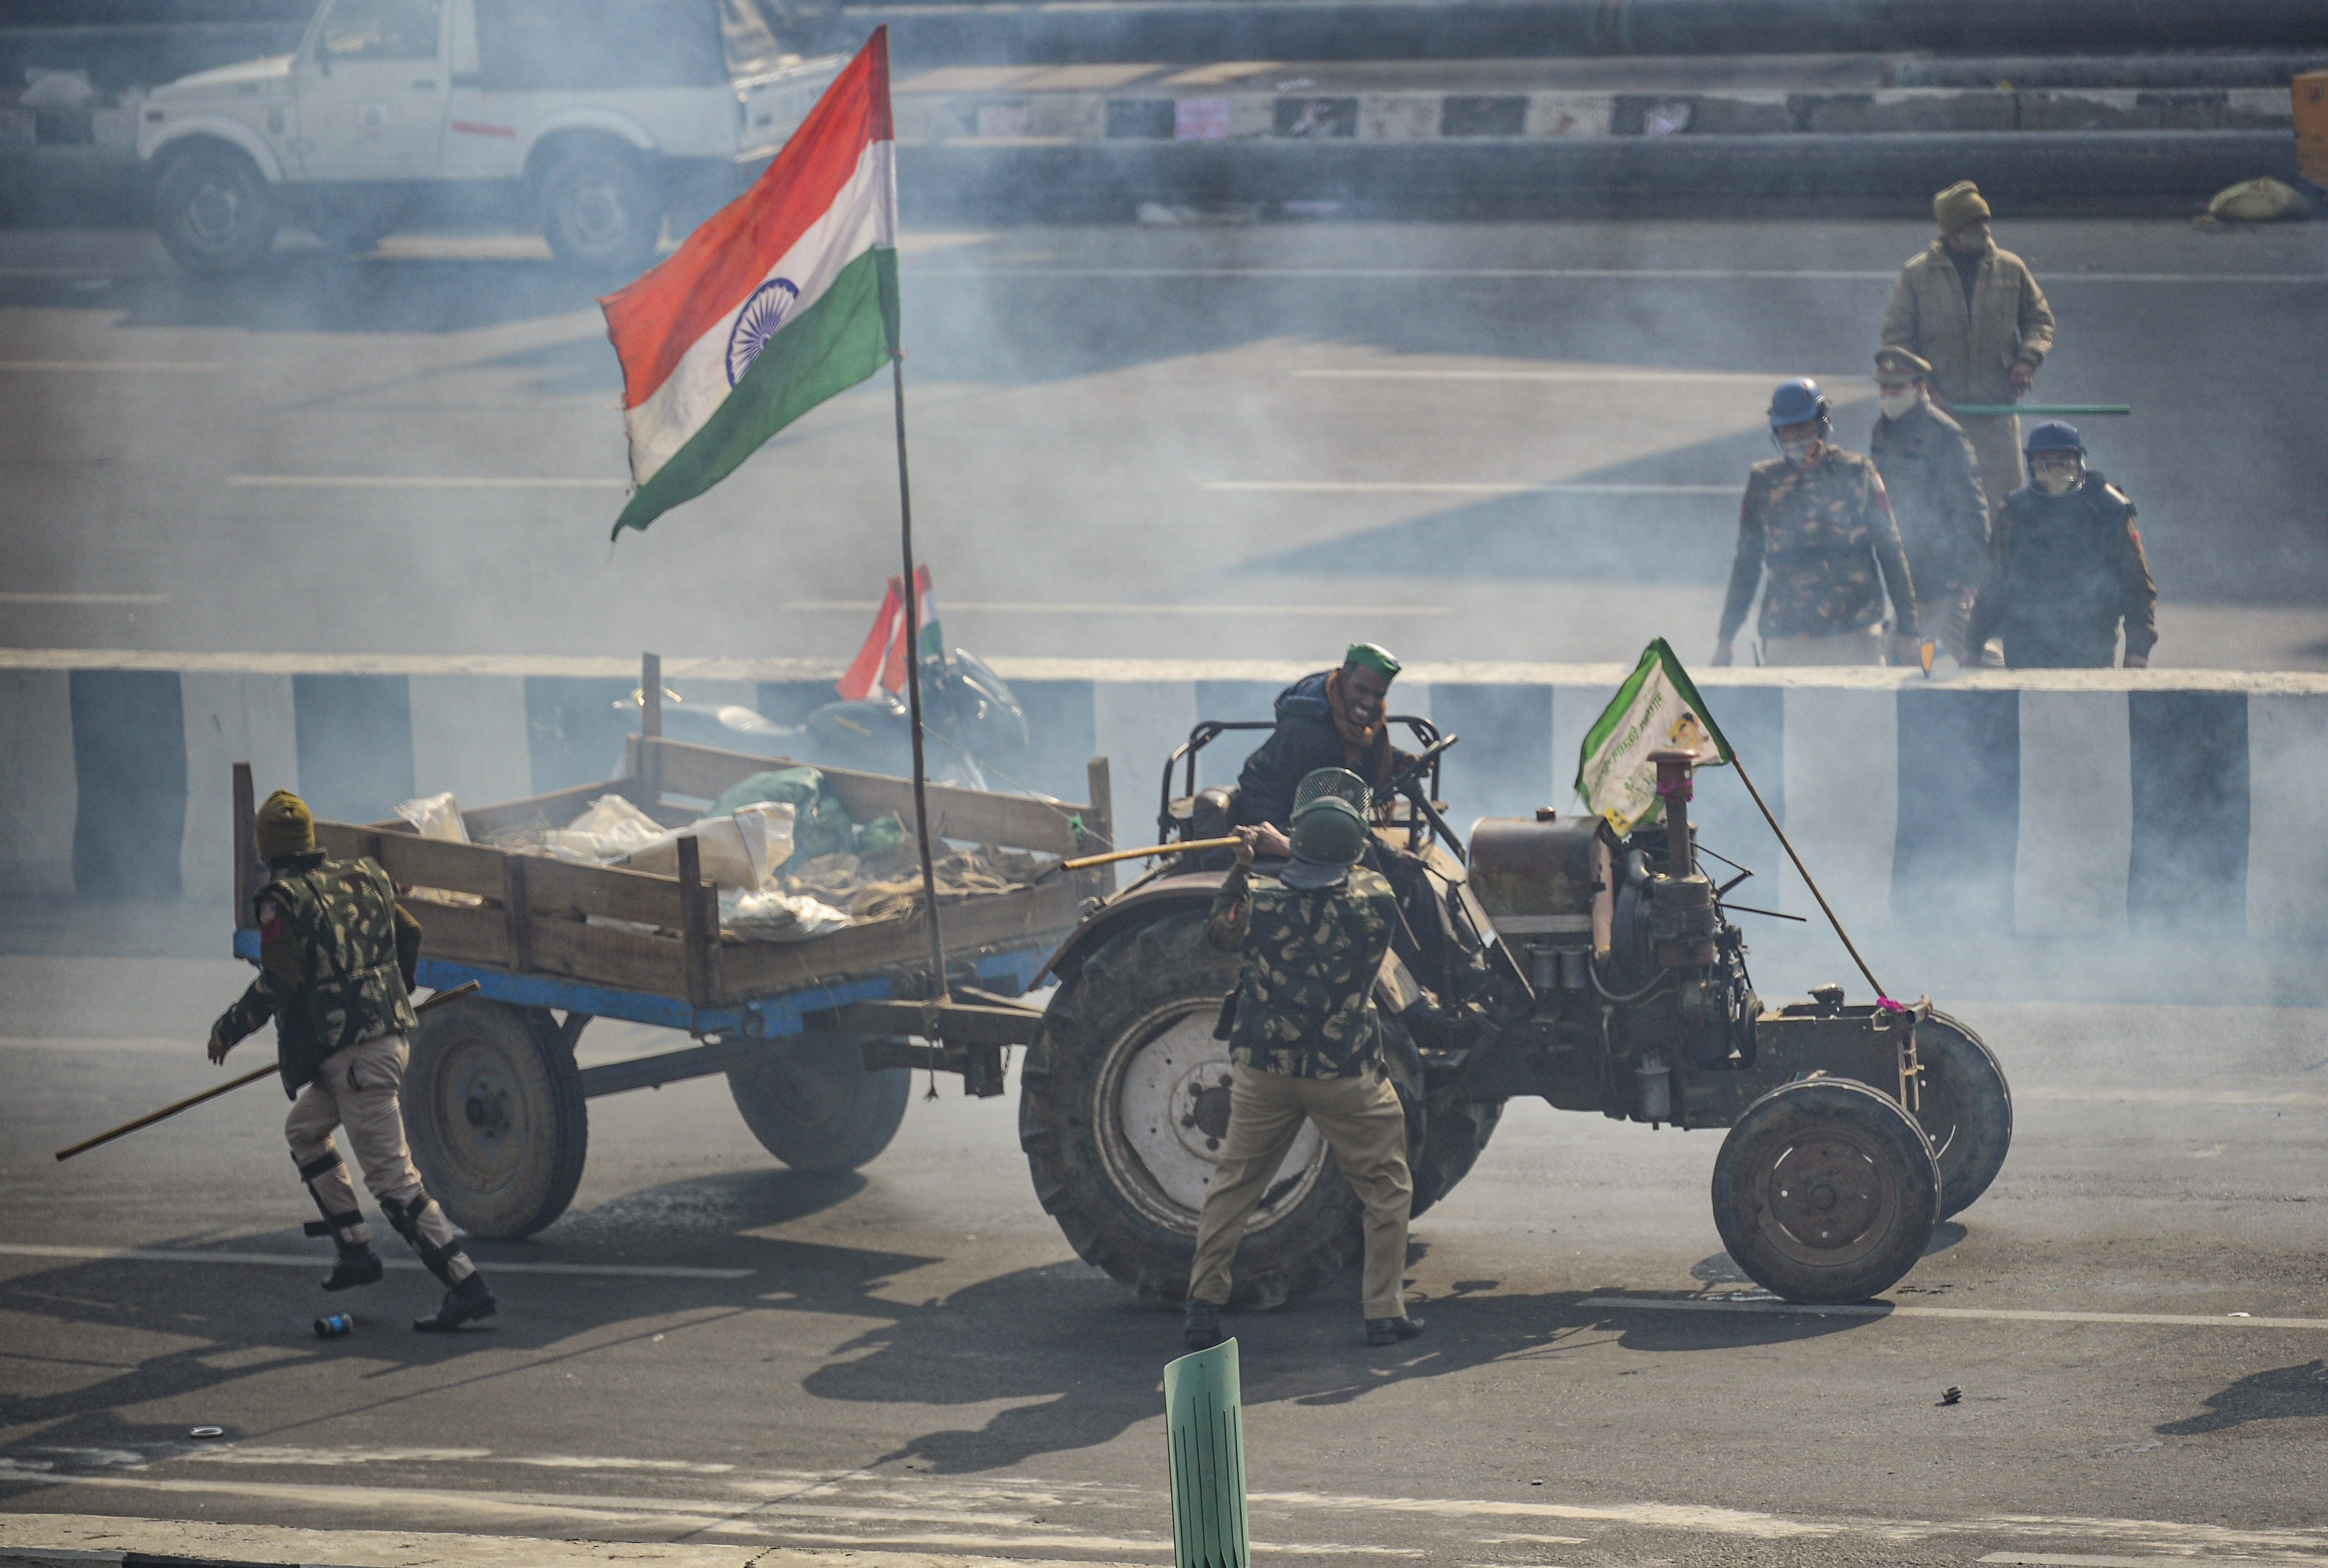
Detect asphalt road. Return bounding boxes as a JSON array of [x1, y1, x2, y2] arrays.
[[3, 215, 2327, 671], [3, 953, 2325, 1565]]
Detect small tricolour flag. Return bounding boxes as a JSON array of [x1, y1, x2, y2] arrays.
[[836, 564, 941, 699], [1575, 638, 1734, 834], [599, 28, 897, 539]]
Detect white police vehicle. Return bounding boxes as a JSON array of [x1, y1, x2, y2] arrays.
[[135, 0, 843, 274]]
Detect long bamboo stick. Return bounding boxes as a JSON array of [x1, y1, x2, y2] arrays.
[[1061, 836, 1242, 872], [55, 981, 483, 1162]]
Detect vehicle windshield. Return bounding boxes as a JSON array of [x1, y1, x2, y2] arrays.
[[314, 0, 443, 63]]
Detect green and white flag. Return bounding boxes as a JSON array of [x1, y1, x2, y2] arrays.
[[1575, 639, 1734, 833]]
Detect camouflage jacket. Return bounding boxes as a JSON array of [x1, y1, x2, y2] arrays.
[[1205, 863, 1399, 1078], [1868, 400, 1989, 599], [1967, 472, 2157, 669], [212, 851, 422, 1096], [1719, 447, 1921, 643]]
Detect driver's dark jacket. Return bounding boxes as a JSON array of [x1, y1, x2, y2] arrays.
[[1230, 670, 1416, 830], [1206, 863, 1400, 1078]]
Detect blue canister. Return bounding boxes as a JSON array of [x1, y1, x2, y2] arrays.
[[313, 1313, 355, 1340]]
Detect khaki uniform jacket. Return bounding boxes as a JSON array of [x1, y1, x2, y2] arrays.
[[1867, 400, 1989, 598], [1879, 240, 2056, 407]]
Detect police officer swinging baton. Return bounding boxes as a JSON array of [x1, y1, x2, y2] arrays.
[[53, 980, 483, 1162]]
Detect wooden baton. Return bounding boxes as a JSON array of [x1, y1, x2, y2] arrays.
[[53, 980, 484, 1162], [1060, 836, 1243, 872]]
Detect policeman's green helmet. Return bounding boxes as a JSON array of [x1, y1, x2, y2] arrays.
[[1289, 795, 1369, 869]]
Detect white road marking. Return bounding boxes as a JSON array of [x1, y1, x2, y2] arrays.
[[0, 1243, 749, 1281], [0, 360, 225, 371], [0, 592, 169, 606], [2019, 1084, 2328, 1107], [228, 475, 626, 489], [1205, 480, 1736, 495], [1983, 1557, 2328, 1568], [1578, 1296, 2328, 1329], [910, 266, 2328, 285], [778, 600, 1447, 617], [1294, 368, 1868, 384]]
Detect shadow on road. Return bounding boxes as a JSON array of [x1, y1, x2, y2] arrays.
[[2155, 1360, 2328, 1436]]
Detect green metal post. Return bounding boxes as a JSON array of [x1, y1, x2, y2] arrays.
[[1164, 1339, 1250, 1568]]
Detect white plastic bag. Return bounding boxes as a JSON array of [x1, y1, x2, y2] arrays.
[[731, 800, 795, 888], [395, 791, 469, 844], [545, 795, 665, 862], [720, 887, 851, 942]]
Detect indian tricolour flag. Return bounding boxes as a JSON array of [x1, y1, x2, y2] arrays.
[[599, 28, 897, 538], [1575, 639, 1735, 834]]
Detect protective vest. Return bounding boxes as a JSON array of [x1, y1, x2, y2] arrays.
[[1223, 866, 1400, 1078], [262, 857, 419, 1089], [1991, 477, 2140, 667]]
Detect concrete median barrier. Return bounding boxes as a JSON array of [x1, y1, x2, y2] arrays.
[[6, 649, 2325, 947]]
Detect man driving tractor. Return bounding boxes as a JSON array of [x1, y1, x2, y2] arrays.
[[1231, 643, 1417, 836]]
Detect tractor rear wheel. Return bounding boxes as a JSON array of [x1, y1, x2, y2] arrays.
[[1711, 1077, 1940, 1303], [1020, 909, 1361, 1308], [1914, 1011, 2012, 1219]]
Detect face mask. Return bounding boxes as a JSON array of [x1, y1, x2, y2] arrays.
[[1877, 389, 1918, 420], [1778, 437, 1818, 464], [2032, 462, 2080, 495]]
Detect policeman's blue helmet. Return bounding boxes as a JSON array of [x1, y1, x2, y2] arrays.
[[1766, 378, 1830, 431], [2024, 419, 2085, 457]]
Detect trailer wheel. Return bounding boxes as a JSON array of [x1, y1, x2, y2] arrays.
[[1711, 1077, 1940, 1304], [1915, 1011, 2012, 1219], [728, 1040, 911, 1172], [404, 999, 587, 1241], [1019, 908, 1362, 1309], [153, 144, 278, 273]]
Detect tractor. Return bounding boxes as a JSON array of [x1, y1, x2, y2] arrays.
[[1018, 716, 2012, 1307]]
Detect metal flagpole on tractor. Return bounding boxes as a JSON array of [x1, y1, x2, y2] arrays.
[[889, 351, 950, 1022]]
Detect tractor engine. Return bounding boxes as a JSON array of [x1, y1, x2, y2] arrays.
[[1466, 748, 1758, 1125]]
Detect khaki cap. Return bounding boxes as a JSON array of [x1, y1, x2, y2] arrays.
[[1873, 345, 1932, 383]]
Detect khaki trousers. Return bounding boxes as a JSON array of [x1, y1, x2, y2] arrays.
[[1955, 411, 2024, 526], [1762, 625, 1886, 666], [1189, 1062, 1413, 1320], [285, 1031, 469, 1280]]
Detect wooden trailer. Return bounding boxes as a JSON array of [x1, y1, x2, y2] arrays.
[[229, 690, 1115, 1240]]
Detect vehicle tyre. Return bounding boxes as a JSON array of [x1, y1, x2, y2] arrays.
[[1711, 1076, 1941, 1304], [728, 1038, 911, 1172], [1019, 908, 1365, 1309], [404, 999, 587, 1240], [1412, 1094, 1503, 1216], [153, 144, 278, 273], [1915, 1010, 2013, 1219], [538, 143, 663, 276]]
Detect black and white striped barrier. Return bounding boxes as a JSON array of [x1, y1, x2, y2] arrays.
[[3, 651, 2319, 939]]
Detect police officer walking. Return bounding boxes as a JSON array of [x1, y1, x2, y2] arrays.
[[1866, 346, 1989, 665], [208, 790, 498, 1332], [1714, 379, 1922, 667], [1185, 769, 1425, 1351], [1967, 421, 2157, 670], [1880, 180, 2057, 525]]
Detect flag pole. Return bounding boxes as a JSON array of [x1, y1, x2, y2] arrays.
[[890, 351, 949, 1008], [1723, 751, 1893, 1004]]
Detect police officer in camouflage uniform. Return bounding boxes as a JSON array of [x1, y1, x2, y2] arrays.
[[1714, 379, 1922, 668], [1866, 346, 1989, 666], [209, 790, 497, 1332], [1966, 421, 2158, 670], [1185, 769, 1425, 1352]]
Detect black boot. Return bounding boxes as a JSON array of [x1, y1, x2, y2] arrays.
[[1183, 1297, 1224, 1351], [1365, 1314, 1425, 1346], [321, 1242, 383, 1292], [414, 1271, 496, 1332]]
